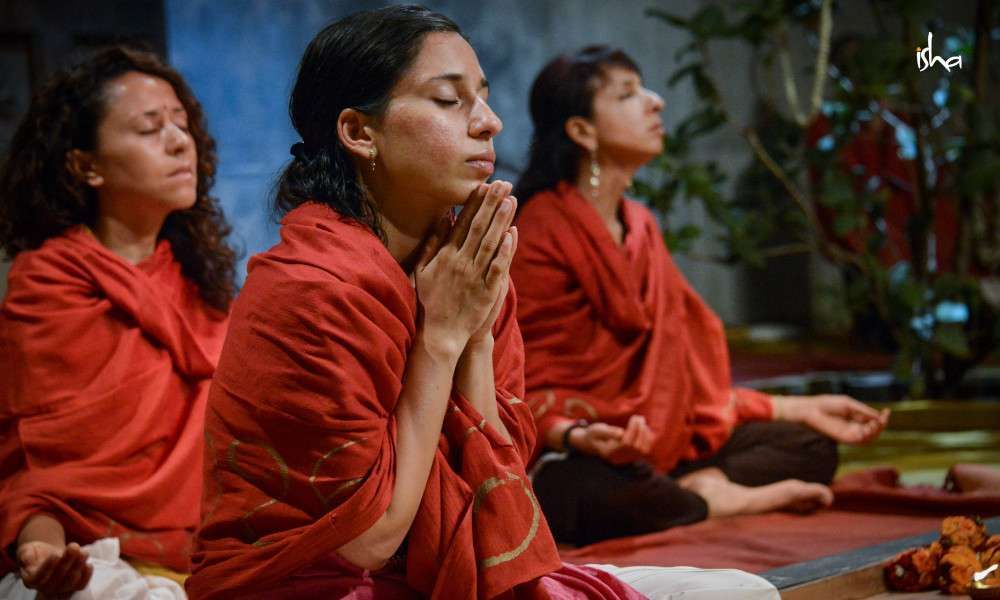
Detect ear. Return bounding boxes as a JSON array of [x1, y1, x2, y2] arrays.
[[337, 107, 377, 161], [564, 116, 597, 153], [65, 149, 104, 188]]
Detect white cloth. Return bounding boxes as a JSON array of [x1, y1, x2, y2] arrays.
[[590, 564, 780, 600], [0, 538, 185, 599]]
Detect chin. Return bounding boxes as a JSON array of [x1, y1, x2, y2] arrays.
[[450, 180, 486, 206], [166, 195, 198, 213]]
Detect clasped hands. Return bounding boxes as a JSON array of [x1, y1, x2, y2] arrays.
[[414, 179, 518, 356]]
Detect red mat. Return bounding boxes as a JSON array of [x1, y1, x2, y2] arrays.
[[559, 468, 1000, 573]]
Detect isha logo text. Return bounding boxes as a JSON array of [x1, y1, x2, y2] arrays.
[[916, 32, 962, 72]]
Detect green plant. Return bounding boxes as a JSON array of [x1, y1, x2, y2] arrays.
[[639, 0, 1000, 397]]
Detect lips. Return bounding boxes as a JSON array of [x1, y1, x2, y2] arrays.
[[168, 165, 195, 179], [466, 150, 496, 175]]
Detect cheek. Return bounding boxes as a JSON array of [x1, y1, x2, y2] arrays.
[[97, 139, 156, 183], [597, 114, 634, 145], [390, 113, 460, 167]]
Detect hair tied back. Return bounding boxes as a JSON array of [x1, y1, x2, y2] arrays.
[[290, 142, 308, 161]]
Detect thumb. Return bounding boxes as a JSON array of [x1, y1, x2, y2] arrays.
[[17, 543, 42, 569], [17, 544, 48, 580]]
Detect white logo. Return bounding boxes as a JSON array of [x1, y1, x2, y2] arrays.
[[916, 32, 962, 72]]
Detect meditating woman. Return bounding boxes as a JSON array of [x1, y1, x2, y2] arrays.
[[511, 46, 891, 547], [0, 47, 235, 597], [187, 7, 777, 599]]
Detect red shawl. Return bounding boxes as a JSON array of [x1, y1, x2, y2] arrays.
[[187, 204, 643, 600], [0, 227, 228, 574], [511, 183, 773, 473]]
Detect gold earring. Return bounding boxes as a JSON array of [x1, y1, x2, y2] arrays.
[[589, 149, 600, 200], [369, 147, 377, 175]]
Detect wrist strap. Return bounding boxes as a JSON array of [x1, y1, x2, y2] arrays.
[[561, 420, 588, 453]]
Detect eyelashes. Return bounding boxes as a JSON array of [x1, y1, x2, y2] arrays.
[[138, 122, 190, 135]]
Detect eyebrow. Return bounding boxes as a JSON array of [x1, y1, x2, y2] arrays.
[[427, 73, 489, 90], [140, 107, 187, 118]]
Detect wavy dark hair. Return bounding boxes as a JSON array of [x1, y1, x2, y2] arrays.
[[274, 5, 462, 242], [0, 46, 236, 311], [514, 45, 640, 204]]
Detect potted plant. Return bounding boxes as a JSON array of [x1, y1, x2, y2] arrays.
[[637, 0, 1000, 397]]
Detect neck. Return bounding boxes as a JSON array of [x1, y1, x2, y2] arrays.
[[382, 213, 439, 270], [375, 188, 450, 270], [573, 157, 636, 224], [92, 206, 167, 265]]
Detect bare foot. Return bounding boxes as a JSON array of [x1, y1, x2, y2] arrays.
[[945, 463, 1000, 493], [678, 467, 833, 518]]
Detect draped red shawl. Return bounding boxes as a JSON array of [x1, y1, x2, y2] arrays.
[[511, 183, 773, 473], [187, 203, 643, 599], [0, 227, 228, 574]]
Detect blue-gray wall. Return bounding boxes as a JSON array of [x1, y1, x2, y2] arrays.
[[165, 0, 751, 322]]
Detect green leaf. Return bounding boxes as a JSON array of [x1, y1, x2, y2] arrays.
[[934, 324, 971, 358], [689, 5, 731, 39], [833, 213, 860, 235], [668, 63, 702, 88]]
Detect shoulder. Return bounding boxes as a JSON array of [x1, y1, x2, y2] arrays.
[[4, 229, 98, 303], [622, 198, 659, 228], [515, 188, 571, 236], [512, 188, 578, 268], [239, 204, 413, 324]]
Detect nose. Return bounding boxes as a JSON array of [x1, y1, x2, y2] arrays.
[[469, 97, 503, 140], [164, 121, 192, 156], [645, 88, 665, 113]]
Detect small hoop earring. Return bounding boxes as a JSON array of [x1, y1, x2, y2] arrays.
[[369, 147, 377, 175], [589, 149, 600, 200]]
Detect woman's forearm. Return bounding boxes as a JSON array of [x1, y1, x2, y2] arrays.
[[17, 514, 66, 551], [336, 329, 460, 569], [454, 337, 510, 442], [544, 418, 576, 451]]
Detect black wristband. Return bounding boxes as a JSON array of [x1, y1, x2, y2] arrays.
[[561, 420, 588, 454]]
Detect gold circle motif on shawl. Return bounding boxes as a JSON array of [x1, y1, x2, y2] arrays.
[[225, 439, 290, 545], [472, 471, 542, 569], [309, 438, 365, 509]]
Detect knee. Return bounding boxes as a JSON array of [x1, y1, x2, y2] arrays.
[[793, 425, 839, 484]]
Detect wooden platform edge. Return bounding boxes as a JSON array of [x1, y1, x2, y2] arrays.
[[778, 562, 885, 600], [762, 516, 1000, 597]]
